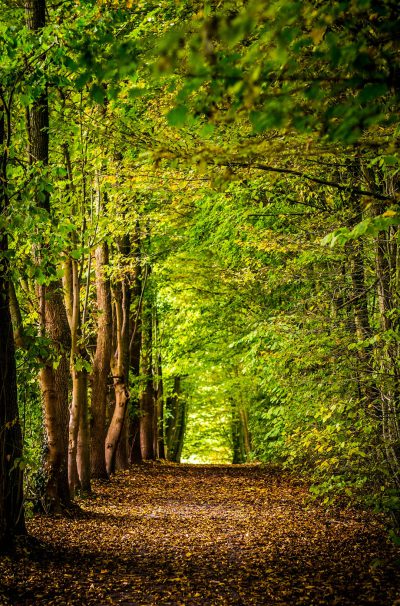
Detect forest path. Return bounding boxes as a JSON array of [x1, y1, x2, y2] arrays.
[[2, 464, 400, 605]]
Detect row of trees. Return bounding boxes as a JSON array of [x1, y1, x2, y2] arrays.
[[0, 0, 191, 548], [1, 0, 399, 548]]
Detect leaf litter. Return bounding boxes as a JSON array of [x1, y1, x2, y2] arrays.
[[1, 464, 399, 605]]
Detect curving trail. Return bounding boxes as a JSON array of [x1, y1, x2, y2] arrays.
[[1, 464, 400, 605]]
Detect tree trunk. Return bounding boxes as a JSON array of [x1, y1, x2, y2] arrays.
[[116, 419, 130, 471], [165, 377, 186, 463], [153, 394, 159, 460], [26, 0, 71, 511], [231, 399, 246, 464], [129, 308, 142, 463], [0, 273, 25, 549], [68, 373, 81, 496], [105, 271, 130, 475], [128, 230, 143, 464], [375, 222, 400, 488], [342, 201, 377, 406], [8, 280, 26, 349], [348, 239, 380, 409], [139, 297, 155, 460], [239, 406, 252, 458], [77, 369, 91, 492], [67, 257, 81, 496], [0, 93, 26, 550], [90, 242, 112, 478], [154, 352, 166, 460], [174, 402, 186, 464], [62, 143, 91, 496], [39, 286, 71, 510], [153, 309, 165, 459], [115, 237, 132, 471]]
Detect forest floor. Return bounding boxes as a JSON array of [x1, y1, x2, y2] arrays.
[[1, 464, 400, 606]]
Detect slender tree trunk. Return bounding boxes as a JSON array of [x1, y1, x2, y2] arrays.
[[67, 258, 81, 496], [174, 403, 187, 464], [26, 0, 71, 511], [90, 242, 112, 478], [105, 271, 130, 475], [115, 238, 132, 471], [0, 268, 25, 549], [39, 286, 71, 510], [231, 399, 247, 464], [0, 93, 26, 550], [375, 221, 400, 487], [231, 404, 244, 464], [77, 368, 91, 492], [239, 406, 252, 457], [152, 336, 160, 459], [8, 280, 26, 349], [129, 307, 142, 464], [139, 297, 155, 460], [129, 230, 143, 464], [348, 239, 380, 410], [153, 310, 165, 459], [153, 306, 165, 459], [358, 166, 400, 517], [350, 242, 371, 343], [165, 377, 186, 463], [62, 143, 91, 495], [155, 351, 166, 460], [68, 375, 81, 495], [116, 418, 130, 471]]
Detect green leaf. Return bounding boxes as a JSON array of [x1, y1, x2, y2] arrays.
[[358, 83, 388, 104], [167, 105, 188, 127], [70, 248, 83, 260], [75, 72, 92, 90], [90, 83, 105, 104]]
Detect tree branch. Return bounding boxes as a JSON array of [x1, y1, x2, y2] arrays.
[[224, 162, 393, 201]]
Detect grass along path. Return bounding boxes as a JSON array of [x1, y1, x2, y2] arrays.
[[1, 464, 400, 605]]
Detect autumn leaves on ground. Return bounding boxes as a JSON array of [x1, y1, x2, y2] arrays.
[[1, 464, 399, 606]]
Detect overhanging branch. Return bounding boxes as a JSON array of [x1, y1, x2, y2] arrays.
[[224, 162, 393, 201]]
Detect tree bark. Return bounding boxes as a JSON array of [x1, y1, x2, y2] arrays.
[[77, 368, 91, 492], [105, 271, 130, 475], [0, 93, 26, 550], [129, 307, 142, 463], [154, 351, 166, 460], [239, 406, 252, 458], [231, 408, 244, 464], [0, 270, 25, 549], [128, 230, 143, 464], [375, 221, 400, 487], [39, 285, 71, 510], [165, 377, 186, 463], [8, 280, 26, 349], [139, 297, 155, 460], [62, 142, 91, 496], [67, 257, 81, 496], [348, 238, 379, 408], [115, 237, 132, 471], [26, 0, 71, 512], [90, 243, 112, 478], [154, 306, 165, 459]]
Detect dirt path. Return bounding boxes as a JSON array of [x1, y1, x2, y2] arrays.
[[1, 464, 400, 605]]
